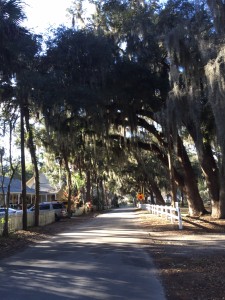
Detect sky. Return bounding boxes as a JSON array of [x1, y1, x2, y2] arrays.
[[22, 1, 165, 34], [22, 0, 84, 33]]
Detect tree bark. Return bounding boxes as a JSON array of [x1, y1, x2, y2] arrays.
[[187, 124, 220, 204], [24, 101, 40, 226], [168, 135, 177, 207], [20, 101, 27, 230], [2, 191, 10, 237], [211, 165, 225, 218], [177, 134, 208, 216], [200, 143, 219, 202], [63, 153, 72, 217], [86, 169, 91, 202], [147, 181, 165, 205]]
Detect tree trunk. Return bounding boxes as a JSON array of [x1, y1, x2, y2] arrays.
[[20, 102, 27, 230], [2, 191, 10, 237], [148, 181, 165, 205], [198, 143, 220, 203], [86, 170, 91, 202], [168, 137, 177, 207], [96, 178, 100, 211], [180, 189, 185, 207], [2, 119, 18, 236], [188, 126, 225, 218], [136, 118, 207, 215], [211, 165, 225, 218], [138, 142, 185, 196], [177, 134, 208, 216], [138, 139, 204, 215], [64, 154, 72, 217], [99, 178, 105, 209], [187, 124, 220, 204], [24, 101, 40, 226]]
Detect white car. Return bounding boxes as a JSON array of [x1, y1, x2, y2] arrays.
[[0, 208, 19, 216], [29, 201, 68, 221]]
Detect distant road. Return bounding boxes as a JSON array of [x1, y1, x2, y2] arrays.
[[0, 207, 166, 300]]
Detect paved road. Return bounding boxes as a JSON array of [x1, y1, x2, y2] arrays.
[[0, 207, 166, 300]]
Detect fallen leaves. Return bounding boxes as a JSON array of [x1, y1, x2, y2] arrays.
[[137, 210, 225, 300]]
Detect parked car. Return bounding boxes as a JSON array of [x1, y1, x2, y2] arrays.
[[29, 201, 68, 221], [0, 208, 21, 216]]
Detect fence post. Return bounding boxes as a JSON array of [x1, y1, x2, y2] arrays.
[[139, 203, 183, 230]]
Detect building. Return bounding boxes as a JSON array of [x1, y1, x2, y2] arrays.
[[26, 173, 64, 203], [0, 173, 65, 208], [0, 176, 35, 208]]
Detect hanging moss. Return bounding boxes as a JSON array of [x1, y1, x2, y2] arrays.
[[205, 46, 225, 159]]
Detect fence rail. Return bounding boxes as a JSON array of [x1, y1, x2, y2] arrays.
[[0, 211, 55, 235], [139, 203, 183, 230]]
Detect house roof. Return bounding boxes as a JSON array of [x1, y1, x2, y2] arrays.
[[0, 176, 36, 194], [26, 173, 60, 194]]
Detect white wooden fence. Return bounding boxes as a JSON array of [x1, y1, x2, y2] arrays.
[[139, 203, 183, 230], [0, 211, 55, 235]]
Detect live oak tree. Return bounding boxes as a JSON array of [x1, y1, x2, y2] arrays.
[[86, 0, 208, 215], [159, 0, 225, 217], [31, 0, 225, 218], [4, 0, 225, 220], [24, 1, 212, 217], [33, 27, 116, 212], [204, 0, 225, 217]]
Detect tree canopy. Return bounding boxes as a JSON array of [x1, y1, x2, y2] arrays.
[[1, 0, 225, 219]]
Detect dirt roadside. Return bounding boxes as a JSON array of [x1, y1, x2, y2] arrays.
[[1, 209, 225, 299], [137, 209, 225, 300]]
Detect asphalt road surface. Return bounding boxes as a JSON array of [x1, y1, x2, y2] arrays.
[[0, 207, 166, 300]]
